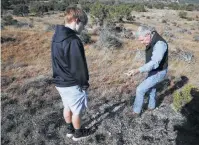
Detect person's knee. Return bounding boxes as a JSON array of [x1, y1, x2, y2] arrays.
[[136, 86, 146, 95], [65, 113, 71, 119], [72, 114, 81, 129], [64, 107, 72, 114]]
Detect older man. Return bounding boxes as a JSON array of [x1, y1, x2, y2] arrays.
[[126, 26, 168, 115]]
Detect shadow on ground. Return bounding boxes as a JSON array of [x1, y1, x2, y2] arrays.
[[156, 75, 189, 107], [175, 88, 199, 145]]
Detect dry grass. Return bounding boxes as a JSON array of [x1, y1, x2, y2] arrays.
[[2, 9, 199, 87], [1, 29, 53, 77]]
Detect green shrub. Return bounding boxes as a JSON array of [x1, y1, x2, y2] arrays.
[[29, 2, 49, 16], [185, 4, 195, 11], [2, 0, 11, 10], [2, 15, 18, 26], [178, 11, 187, 19], [90, 1, 107, 25], [107, 4, 131, 22], [79, 1, 93, 12], [179, 4, 187, 10], [54, 2, 66, 11], [146, 3, 152, 9], [168, 3, 198, 11], [90, 2, 131, 25], [47, 0, 58, 11], [168, 3, 180, 10], [153, 3, 165, 9], [133, 4, 146, 12], [79, 31, 91, 44], [173, 85, 194, 112], [13, 4, 29, 16]]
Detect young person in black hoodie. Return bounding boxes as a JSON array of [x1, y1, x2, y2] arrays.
[[51, 6, 90, 141]]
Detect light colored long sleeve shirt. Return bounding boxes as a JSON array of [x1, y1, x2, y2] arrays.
[[139, 41, 168, 73]]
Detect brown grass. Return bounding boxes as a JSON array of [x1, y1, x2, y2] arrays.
[[2, 9, 199, 87], [1, 29, 53, 77]]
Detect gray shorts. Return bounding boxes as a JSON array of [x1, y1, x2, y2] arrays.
[[55, 85, 88, 115]]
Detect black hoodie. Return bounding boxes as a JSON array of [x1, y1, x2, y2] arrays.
[[51, 25, 89, 88]]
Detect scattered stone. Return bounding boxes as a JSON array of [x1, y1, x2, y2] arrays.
[[193, 35, 199, 42], [162, 31, 174, 38]]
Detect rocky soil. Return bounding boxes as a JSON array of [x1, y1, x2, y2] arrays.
[[1, 75, 199, 145]]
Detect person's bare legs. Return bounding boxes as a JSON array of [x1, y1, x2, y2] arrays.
[[72, 113, 90, 141], [72, 114, 81, 129], [63, 108, 72, 123], [64, 108, 76, 138], [63, 108, 81, 129]]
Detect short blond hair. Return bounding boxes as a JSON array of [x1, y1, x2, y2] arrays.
[[64, 6, 88, 25]]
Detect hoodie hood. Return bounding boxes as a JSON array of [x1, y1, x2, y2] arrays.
[[52, 25, 77, 42]]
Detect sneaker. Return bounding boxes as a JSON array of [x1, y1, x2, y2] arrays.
[[72, 128, 90, 141], [66, 124, 75, 138], [66, 129, 74, 138], [147, 108, 155, 112], [126, 111, 140, 119]]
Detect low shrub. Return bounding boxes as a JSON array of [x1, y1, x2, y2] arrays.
[[79, 31, 91, 44], [2, 15, 18, 26], [178, 11, 187, 19], [172, 85, 194, 112], [96, 28, 122, 50]]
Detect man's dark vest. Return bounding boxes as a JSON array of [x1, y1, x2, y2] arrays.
[[145, 31, 168, 72]]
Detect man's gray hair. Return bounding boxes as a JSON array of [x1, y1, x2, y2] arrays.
[[135, 25, 155, 38]]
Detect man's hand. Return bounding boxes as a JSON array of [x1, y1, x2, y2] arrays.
[[124, 69, 140, 76]]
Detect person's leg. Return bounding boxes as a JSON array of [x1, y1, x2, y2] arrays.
[[148, 69, 167, 109], [63, 108, 75, 137], [70, 89, 90, 141], [72, 112, 91, 141], [64, 108, 72, 123], [133, 74, 160, 114], [72, 114, 81, 129], [55, 87, 75, 137], [148, 88, 156, 110], [63, 110, 74, 137]]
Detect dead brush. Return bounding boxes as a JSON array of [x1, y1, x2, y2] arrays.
[[169, 48, 194, 63], [96, 27, 122, 50], [133, 49, 145, 62], [79, 30, 91, 44]]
